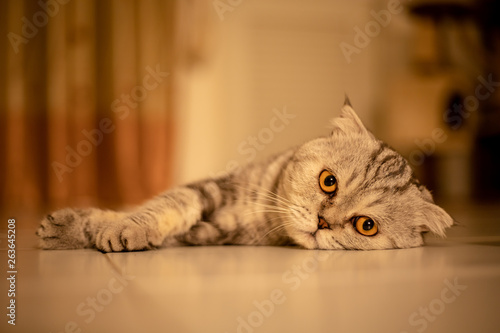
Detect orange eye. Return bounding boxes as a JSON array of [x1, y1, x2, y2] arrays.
[[353, 216, 378, 236], [319, 170, 337, 194]]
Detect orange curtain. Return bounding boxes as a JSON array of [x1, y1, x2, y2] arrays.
[[1, 0, 190, 227]]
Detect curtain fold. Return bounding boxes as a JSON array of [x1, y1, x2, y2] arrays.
[[1, 0, 188, 227]]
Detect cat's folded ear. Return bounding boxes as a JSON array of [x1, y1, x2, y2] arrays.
[[415, 201, 455, 237], [330, 97, 370, 137]]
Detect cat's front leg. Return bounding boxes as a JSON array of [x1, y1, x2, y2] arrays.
[[37, 207, 165, 252], [37, 187, 204, 252], [37, 208, 124, 250]]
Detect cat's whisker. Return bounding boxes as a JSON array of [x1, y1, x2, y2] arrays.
[[254, 219, 296, 245], [254, 191, 293, 207], [247, 200, 288, 209], [254, 189, 295, 208], [234, 183, 296, 208], [244, 209, 289, 216], [249, 210, 293, 229], [263, 214, 290, 222], [249, 212, 291, 229], [246, 202, 292, 213], [246, 196, 301, 215]]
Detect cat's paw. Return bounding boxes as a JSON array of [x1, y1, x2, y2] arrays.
[[95, 220, 161, 252], [37, 208, 92, 250]]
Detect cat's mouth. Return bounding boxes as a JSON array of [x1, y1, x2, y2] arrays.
[[299, 216, 329, 249], [311, 215, 330, 237], [292, 215, 341, 249], [309, 216, 347, 250]]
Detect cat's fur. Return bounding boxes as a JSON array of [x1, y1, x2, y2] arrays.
[[37, 101, 454, 252]]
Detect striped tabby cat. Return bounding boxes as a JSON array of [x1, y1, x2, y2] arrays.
[[37, 101, 454, 252]]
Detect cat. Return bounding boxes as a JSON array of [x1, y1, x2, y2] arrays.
[[37, 99, 454, 252]]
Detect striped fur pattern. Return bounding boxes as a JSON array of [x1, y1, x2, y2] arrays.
[[37, 102, 454, 252]]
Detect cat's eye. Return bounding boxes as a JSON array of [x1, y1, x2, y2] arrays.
[[352, 216, 378, 236], [319, 170, 337, 194]]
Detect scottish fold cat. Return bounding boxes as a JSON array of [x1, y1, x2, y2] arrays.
[[37, 100, 454, 251]]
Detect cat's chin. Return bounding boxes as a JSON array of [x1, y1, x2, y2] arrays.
[[285, 228, 317, 249], [297, 232, 319, 250]]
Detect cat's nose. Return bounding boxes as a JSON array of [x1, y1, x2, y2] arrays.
[[318, 216, 330, 230]]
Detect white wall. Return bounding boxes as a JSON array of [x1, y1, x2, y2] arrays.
[[174, 0, 390, 184]]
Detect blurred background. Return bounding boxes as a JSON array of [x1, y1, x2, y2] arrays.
[[1, 0, 499, 228]]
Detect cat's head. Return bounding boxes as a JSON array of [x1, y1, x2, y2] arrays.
[[278, 101, 454, 250]]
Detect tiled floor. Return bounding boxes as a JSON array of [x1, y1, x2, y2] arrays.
[[1, 203, 500, 333]]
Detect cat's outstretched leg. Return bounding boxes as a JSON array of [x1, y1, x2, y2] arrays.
[[37, 186, 208, 252], [37, 208, 131, 250]]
